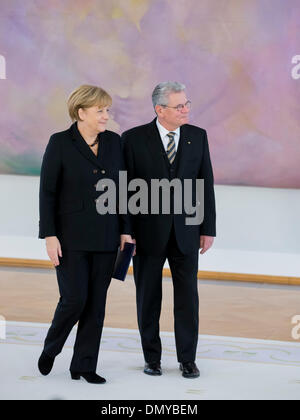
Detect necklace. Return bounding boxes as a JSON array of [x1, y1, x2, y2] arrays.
[[89, 137, 99, 148]]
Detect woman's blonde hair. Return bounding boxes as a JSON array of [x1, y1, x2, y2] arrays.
[[67, 84, 112, 121]]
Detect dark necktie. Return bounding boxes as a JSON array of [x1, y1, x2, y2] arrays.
[[166, 132, 176, 164]]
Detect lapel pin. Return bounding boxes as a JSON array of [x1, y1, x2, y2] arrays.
[[187, 141, 191, 144]]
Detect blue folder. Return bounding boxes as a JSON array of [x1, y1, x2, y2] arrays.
[[112, 242, 135, 281]]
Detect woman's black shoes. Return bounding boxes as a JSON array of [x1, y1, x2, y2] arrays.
[[38, 351, 55, 376], [70, 371, 106, 384], [38, 351, 105, 383]]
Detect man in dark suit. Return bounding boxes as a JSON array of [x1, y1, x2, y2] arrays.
[[122, 82, 216, 378]]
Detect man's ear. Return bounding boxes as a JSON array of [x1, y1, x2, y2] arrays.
[[155, 105, 163, 118]]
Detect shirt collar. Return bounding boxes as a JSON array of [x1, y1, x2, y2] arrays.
[[156, 118, 180, 139]]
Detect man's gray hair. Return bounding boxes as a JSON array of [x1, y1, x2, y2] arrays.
[[152, 81, 186, 109]]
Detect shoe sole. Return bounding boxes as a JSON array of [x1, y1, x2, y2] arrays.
[[182, 373, 200, 378], [71, 373, 106, 383], [143, 370, 162, 376]]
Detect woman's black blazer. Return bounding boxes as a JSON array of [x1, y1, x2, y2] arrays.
[[39, 122, 131, 251]]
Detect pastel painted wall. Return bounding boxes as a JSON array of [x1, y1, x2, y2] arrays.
[[0, 0, 300, 188]]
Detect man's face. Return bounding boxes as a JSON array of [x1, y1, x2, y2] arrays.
[[156, 91, 190, 130]]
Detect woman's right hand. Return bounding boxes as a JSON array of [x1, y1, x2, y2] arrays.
[[45, 236, 62, 267]]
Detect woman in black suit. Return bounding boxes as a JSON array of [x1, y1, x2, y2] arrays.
[[38, 85, 134, 384]]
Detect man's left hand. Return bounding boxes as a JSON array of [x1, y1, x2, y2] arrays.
[[199, 235, 214, 254]]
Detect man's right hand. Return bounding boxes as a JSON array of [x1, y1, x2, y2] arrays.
[[45, 236, 62, 267]]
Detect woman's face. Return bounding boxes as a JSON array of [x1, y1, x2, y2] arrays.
[[78, 105, 110, 133]]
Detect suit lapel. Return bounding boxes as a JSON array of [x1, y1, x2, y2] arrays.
[[70, 122, 104, 169], [145, 120, 169, 175], [98, 131, 106, 167], [176, 124, 193, 178]]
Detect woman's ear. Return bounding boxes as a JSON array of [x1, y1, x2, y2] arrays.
[[78, 107, 85, 121]]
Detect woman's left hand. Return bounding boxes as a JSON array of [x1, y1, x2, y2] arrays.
[[120, 234, 136, 256]]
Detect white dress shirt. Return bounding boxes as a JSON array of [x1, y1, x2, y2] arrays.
[[156, 118, 180, 152]]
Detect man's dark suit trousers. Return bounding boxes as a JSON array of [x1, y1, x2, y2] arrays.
[[133, 224, 199, 364]]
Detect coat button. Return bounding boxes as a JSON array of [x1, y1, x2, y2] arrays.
[[93, 169, 98, 174], [101, 169, 106, 174]]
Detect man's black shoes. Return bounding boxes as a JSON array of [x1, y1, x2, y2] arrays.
[[38, 351, 55, 376], [179, 362, 200, 378], [144, 362, 162, 376]]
